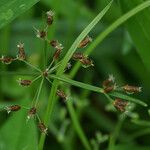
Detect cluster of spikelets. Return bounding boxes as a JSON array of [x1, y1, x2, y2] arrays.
[[0, 9, 143, 134], [102, 74, 142, 112], [0, 10, 95, 134]]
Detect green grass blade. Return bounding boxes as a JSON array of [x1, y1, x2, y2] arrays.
[[70, 0, 150, 78], [0, 0, 39, 29]]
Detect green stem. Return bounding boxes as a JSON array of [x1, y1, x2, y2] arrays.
[[32, 75, 42, 84], [44, 40, 48, 69], [67, 98, 91, 150], [21, 60, 42, 73], [34, 78, 44, 107], [108, 115, 125, 150]]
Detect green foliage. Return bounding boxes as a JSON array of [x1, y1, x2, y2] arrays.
[[119, 0, 150, 73], [0, 0, 39, 29], [0, 0, 150, 150], [0, 97, 38, 150]]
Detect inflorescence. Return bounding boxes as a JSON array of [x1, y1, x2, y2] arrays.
[[0, 10, 143, 134]]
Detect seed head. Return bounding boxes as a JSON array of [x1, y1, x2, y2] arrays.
[[122, 85, 142, 94], [102, 74, 115, 88], [34, 27, 47, 39], [78, 35, 92, 48], [38, 122, 48, 134], [46, 10, 54, 25], [0, 55, 14, 64], [57, 89, 67, 100], [5, 105, 21, 114], [53, 48, 62, 60], [113, 99, 128, 112], [18, 79, 32, 87], [50, 40, 63, 50], [17, 42, 26, 60], [27, 107, 36, 120], [72, 52, 84, 60], [104, 86, 114, 93], [79, 57, 94, 68]]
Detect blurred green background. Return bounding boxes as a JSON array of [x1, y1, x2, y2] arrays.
[[0, 0, 150, 150]]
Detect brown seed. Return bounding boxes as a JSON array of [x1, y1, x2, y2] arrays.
[[19, 79, 32, 86], [113, 99, 128, 112], [46, 10, 54, 25], [72, 52, 84, 60], [104, 86, 114, 93], [17, 43, 26, 60], [79, 57, 94, 68], [27, 107, 36, 120], [6, 105, 21, 113], [43, 70, 48, 77], [38, 122, 48, 134], [35, 28, 47, 39], [53, 48, 62, 60], [0, 56, 14, 64], [78, 35, 92, 48], [57, 89, 67, 100], [122, 85, 142, 94], [102, 75, 115, 88], [50, 40, 59, 48]]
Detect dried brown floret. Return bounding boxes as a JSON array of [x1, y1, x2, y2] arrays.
[[57, 89, 67, 100], [102, 75, 115, 88], [17, 43, 26, 60], [38, 122, 48, 134], [46, 10, 54, 25], [34, 27, 47, 39], [50, 40, 59, 48], [5, 105, 21, 114], [113, 99, 128, 112], [78, 35, 92, 48], [18, 79, 32, 86], [27, 107, 37, 120], [122, 85, 142, 94], [79, 57, 94, 68], [72, 52, 84, 60], [104, 86, 114, 93], [0, 56, 15, 64], [53, 48, 62, 60]]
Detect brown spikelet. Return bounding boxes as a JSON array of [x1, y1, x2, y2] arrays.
[[79, 57, 94, 68], [17, 43, 26, 60], [78, 35, 92, 48], [18, 79, 32, 86], [5, 105, 21, 113], [38, 122, 48, 134], [72, 52, 84, 60], [113, 99, 128, 112], [0, 56, 15, 64], [122, 85, 142, 94], [46, 10, 54, 25], [57, 89, 67, 100]]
